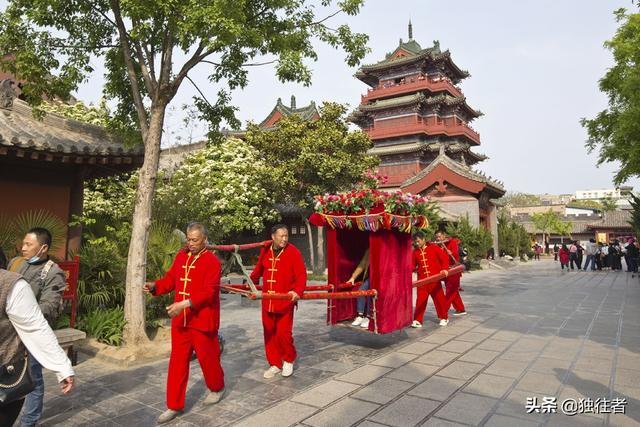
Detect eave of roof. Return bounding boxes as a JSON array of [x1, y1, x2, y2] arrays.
[[401, 153, 504, 194], [0, 97, 143, 162]]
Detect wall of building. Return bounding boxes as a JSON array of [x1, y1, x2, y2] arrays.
[[508, 205, 566, 216], [1, 179, 70, 260], [575, 188, 632, 200], [159, 141, 206, 172], [437, 198, 480, 228]]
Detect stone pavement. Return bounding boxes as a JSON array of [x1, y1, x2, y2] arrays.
[[38, 259, 640, 427]]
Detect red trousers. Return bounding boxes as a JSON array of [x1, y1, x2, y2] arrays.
[[414, 281, 448, 322], [262, 308, 296, 368], [167, 327, 225, 410], [445, 274, 466, 312]]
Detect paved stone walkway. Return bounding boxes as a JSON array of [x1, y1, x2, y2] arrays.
[[38, 259, 640, 426]]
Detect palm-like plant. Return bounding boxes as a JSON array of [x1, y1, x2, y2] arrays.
[[0, 210, 66, 257], [0, 213, 15, 257], [146, 221, 183, 281]]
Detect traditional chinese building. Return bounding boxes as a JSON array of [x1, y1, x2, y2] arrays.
[[350, 23, 505, 252], [257, 95, 320, 130], [0, 78, 143, 260]]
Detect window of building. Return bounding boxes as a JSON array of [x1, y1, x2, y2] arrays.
[[291, 226, 297, 235], [299, 224, 306, 235]]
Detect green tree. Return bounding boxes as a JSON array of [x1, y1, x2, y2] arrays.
[[582, 6, 640, 184], [244, 102, 378, 272], [42, 99, 110, 126], [497, 212, 531, 258], [155, 138, 279, 241], [567, 199, 603, 210], [497, 192, 541, 207], [551, 219, 573, 244], [531, 209, 561, 250], [600, 196, 618, 212], [0, 0, 369, 345], [629, 193, 640, 236], [445, 216, 493, 263]]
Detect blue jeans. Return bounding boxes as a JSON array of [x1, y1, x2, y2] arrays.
[[583, 254, 596, 271], [21, 356, 44, 427], [356, 279, 370, 315]]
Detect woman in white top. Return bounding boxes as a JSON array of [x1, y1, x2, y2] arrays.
[[0, 248, 74, 426]]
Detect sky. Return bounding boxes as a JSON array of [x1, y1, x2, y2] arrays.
[[66, 0, 639, 195]]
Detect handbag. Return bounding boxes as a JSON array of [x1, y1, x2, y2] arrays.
[[0, 353, 35, 405]]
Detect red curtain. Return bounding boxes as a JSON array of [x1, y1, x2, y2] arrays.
[[369, 230, 413, 333], [326, 228, 413, 333], [326, 228, 369, 324]]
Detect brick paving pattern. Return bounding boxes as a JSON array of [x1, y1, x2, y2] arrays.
[[38, 260, 640, 426]]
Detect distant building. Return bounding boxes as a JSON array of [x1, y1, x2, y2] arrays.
[[517, 214, 600, 245], [514, 210, 634, 245], [538, 193, 573, 206], [508, 204, 598, 217], [574, 186, 634, 208], [508, 205, 566, 216]]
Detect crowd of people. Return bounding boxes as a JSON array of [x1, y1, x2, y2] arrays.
[[553, 238, 639, 273]]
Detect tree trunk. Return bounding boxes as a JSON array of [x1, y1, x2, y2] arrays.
[[315, 226, 324, 274], [304, 217, 315, 273], [123, 102, 168, 346]]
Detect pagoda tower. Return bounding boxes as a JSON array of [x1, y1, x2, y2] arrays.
[[351, 23, 505, 249]]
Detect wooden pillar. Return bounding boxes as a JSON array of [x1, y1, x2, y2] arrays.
[[66, 166, 85, 259]]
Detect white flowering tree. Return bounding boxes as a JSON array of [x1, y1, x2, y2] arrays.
[[156, 138, 278, 242]]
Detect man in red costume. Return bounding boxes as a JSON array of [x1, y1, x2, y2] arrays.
[[250, 224, 307, 379], [435, 230, 467, 316], [143, 222, 225, 424], [412, 231, 450, 328]]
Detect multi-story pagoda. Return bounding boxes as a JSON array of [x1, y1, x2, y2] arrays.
[[351, 23, 505, 251]]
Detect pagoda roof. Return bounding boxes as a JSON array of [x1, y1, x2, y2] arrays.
[[401, 152, 504, 197], [369, 141, 426, 156], [426, 142, 488, 164], [369, 141, 488, 164], [259, 96, 319, 128], [358, 93, 481, 117], [0, 92, 143, 168], [356, 40, 470, 85]]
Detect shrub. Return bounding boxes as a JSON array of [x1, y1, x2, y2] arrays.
[[77, 307, 126, 346], [446, 216, 493, 262]]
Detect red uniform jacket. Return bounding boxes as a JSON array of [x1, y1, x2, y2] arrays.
[[413, 243, 449, 280], [559, 248, 570, 264], [250, 243, 307, 313], [153, 249, 221, 332], [444, 238, 462, 278], [445, 238, 461, 263]]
